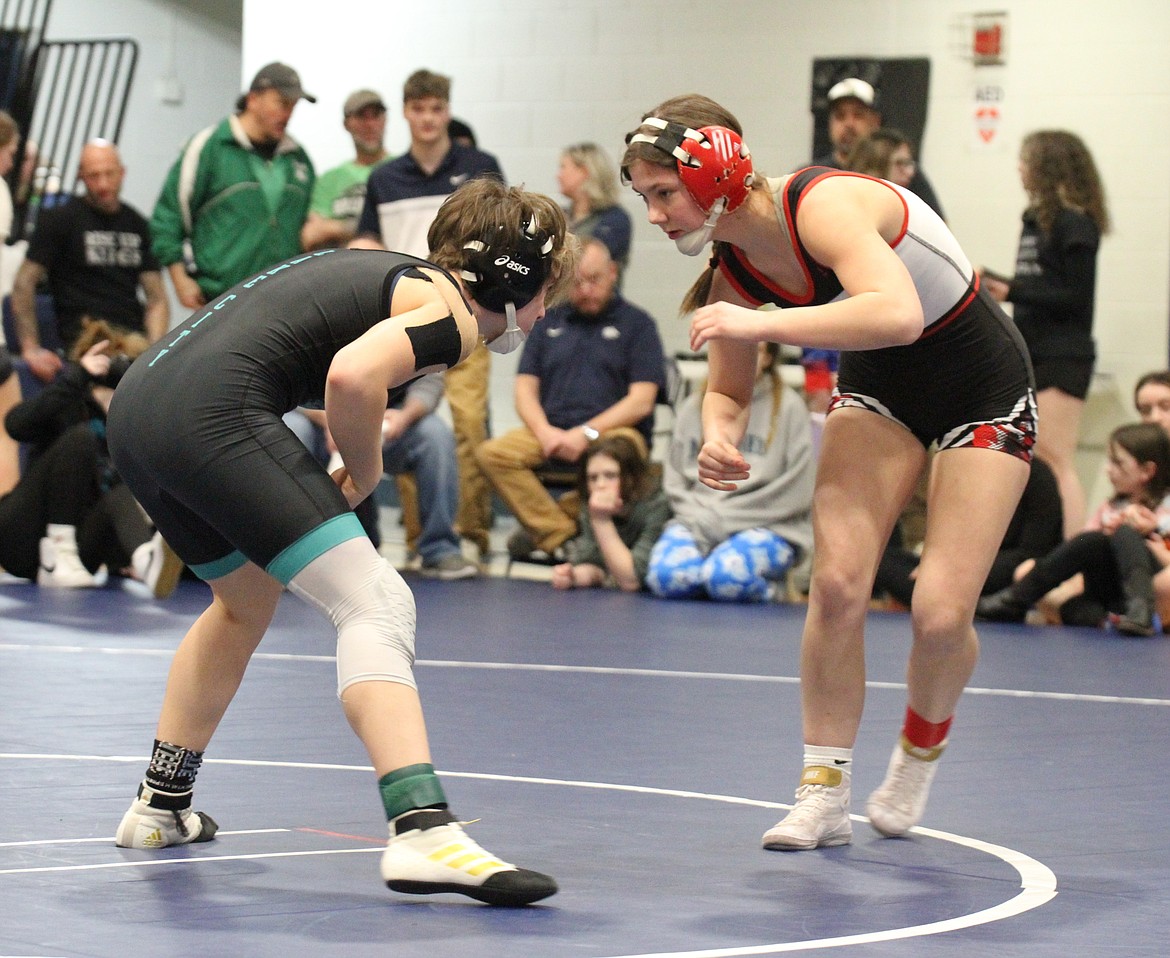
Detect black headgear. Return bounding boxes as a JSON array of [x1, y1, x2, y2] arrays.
[[461, 217, 553, 313]]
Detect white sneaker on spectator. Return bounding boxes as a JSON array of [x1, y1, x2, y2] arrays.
[[37, 524, 102, 588], [131, 531, 184, 599]]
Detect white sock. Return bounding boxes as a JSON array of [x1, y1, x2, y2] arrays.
[[803, 745, 852, 787]]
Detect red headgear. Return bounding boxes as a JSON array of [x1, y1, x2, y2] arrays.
[[627, 118, 754, 213]]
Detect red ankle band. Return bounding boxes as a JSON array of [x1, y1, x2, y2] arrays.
[[903, 707, 952, 748]]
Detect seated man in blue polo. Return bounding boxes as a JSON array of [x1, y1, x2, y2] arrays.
[[475, 238, 666, 561]]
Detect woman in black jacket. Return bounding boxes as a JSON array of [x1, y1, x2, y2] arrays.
[[980, 130, 1109, 538]]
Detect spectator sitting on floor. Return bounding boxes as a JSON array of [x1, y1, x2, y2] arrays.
[[550, 433, 670, 592], [875, 456, 1063, 610], [0, 319, 181, 595], [977, 422, 1170, 637], [646, 342, 814, 603], [1135, 370, 1170, 436], [1134, 370, 1170, 629], [475, 237, 665, 563]]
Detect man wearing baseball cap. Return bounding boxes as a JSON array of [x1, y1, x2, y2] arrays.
[[813, 76, 943, 218], [149, 61, 317, 311], [801, 76, 944, 414], [302, 88, 388, 251], [818, 78, 880, 168], [245, 61, 317, 105]]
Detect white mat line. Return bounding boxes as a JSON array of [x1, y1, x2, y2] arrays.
[[0, 828, 287, 848], [0, 756, 1057, 956], [0, 845, 380, 875], [2, 644, 1166, 706]]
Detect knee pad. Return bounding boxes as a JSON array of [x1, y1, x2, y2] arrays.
[[333, 558, 417, 696], [288, 540, 418, 696]]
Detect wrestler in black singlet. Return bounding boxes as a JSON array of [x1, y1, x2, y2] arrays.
[[107, 248, 456, 581], [716, 168, 1036, 458]]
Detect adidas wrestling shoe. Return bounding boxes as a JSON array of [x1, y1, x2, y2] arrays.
[[381, 810, 557, 906], [115, 783, 218, 849]]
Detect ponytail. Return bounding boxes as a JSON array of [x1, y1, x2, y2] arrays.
[[680, 243, 727, 317]]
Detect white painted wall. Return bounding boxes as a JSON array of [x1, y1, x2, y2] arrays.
[[244, 1, 1168, 356]]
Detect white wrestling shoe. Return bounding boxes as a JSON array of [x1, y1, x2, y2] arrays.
[[865, 738, 946, 837], [115, 784, 218, 849], [381, 812, 557, 905], [762, 766, 852, 850]]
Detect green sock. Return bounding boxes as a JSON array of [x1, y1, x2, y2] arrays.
[[378, 763, 448, 820]]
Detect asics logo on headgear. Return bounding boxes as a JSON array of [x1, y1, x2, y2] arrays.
[[494, 254, 531, 275]]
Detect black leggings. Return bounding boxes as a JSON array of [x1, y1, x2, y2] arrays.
[[0, 422, 151, 579], [1011, 525, 1155, 623], [875, 520, 1023, 607]]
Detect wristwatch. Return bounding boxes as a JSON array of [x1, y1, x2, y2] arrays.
[[580, 425, 600, 441]]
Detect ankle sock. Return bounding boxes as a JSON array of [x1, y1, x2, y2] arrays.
[[391, 807, 457, 835], [801, 745, 852, 788]]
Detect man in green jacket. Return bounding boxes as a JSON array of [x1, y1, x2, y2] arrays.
[[151, 62, 316, 309]]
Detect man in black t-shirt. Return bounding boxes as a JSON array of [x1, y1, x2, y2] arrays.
[[11, 140, 170, 383]]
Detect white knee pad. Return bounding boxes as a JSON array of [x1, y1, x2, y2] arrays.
[[287, 538, 418, 696]]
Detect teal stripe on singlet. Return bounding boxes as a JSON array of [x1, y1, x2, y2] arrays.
[[267, 513, 367, 584], [190, 550, 249, 581]]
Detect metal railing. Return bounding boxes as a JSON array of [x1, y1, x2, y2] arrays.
[[14, 37, 138, 239], [0, 0, 53, 123], [2, 1, 138, 242]]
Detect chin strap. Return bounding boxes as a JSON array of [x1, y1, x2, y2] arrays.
[[485, 301, 527, 355], [674, 197, 727, 256]]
